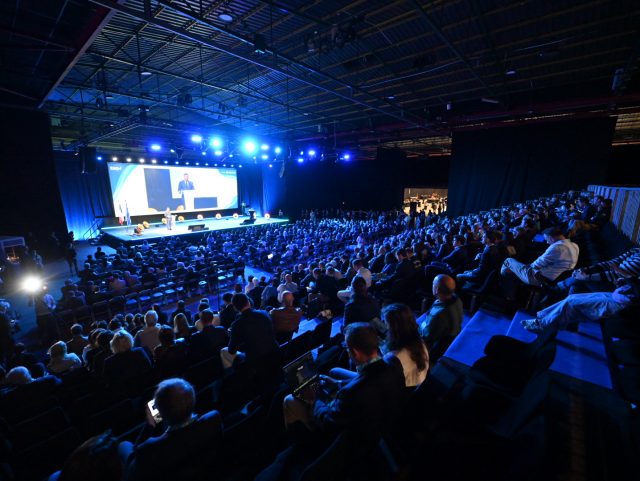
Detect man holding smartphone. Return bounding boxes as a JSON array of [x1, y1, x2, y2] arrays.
[[120, 378, 222, 480]]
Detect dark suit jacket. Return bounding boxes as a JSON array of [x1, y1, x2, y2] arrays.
[[386, 259, 414, 283], [188, 325, 228, 363], [103, 348, 152, 386], [441, 246, 468, 273], [126, 411, 223, 481], [313, 357, 405, 439], [343, 295, 381, 326], [228, 309, 279, 361], [219, 303, 237, 330], [470, 245, 501, 279]]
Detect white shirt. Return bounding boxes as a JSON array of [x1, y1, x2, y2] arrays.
[[392, 346, 429, 387], [531, 239, 579, 281]]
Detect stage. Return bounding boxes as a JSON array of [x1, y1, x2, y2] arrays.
[[101, 215, 289, 246]]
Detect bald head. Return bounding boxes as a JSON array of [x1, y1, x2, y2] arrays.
[[281, 291, 295, 307], [433, 274, 456, 299]]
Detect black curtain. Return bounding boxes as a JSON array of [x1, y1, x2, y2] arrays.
[[0, 107, 67, 239], [237, 165, 264, 215], [54, 151, 113, 239], [447, 118, 616, 216], [262, 163, 286, 215]]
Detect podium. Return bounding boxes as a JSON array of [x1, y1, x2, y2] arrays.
[[183, 190, 196, 211]]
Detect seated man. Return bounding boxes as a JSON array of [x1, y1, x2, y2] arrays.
[[270, 291, 302, 344], [121, 378, 223, 481], [456, 231, 502, 286], [220, 293, 279, 370], [187, 309, 228, 363], [521, 278, 639, 333], [337, 259, 372, 303], [282, 322, 405, 438], [501, 226, 579, 300], [343, 276, 381, 328], [556, 246, 640, 295], [417, 275, 463, 356], [276, 273, 299, 303]]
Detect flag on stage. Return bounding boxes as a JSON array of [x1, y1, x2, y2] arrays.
[[125, 201, 131, 226], [118, 202, 125, 225]]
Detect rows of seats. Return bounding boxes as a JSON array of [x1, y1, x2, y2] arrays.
[[1, 313, 337, 481]]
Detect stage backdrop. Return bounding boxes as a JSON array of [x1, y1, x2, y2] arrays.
[[54, 151, 114, 240], [447, 118, 616, 217]]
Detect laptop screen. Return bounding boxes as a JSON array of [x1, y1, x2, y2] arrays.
[[283, 351, 317, 391]]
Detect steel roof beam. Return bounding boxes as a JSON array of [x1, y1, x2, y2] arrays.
[[90, 0, 423, 127]]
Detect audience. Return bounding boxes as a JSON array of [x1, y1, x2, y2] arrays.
[[65, 324, 88, 359], [134, 310, 162, 351], [103, 330, 152, 387]]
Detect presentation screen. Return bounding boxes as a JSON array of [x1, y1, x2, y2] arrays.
[[108, 162, 238, 216]]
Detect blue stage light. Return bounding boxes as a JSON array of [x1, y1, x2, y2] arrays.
[[112, 156, 118, 161], [261, 154, 268, 160], [214, 150, 223, 156], [164, 160, 168, 164], [191, 134, 203, 143], [150, 144, 161, 151], [274, 146, 282, 154], [299, 150, 304, 155], [268, 164, 273, 168], [260, 143, 269, 151], [238, 164, 243, 168], [170, 148, 176, 153], [151, 159, 157, 164], [201, 151, 207, 155], [242, 139, 257, 155], [308, 149, 316, 157], [139, 158, 145, 163], [175, 161, 179, 165], [126, 157, 132, 162], [195, 162, 200, 166], [297, 157, 304, 163], [96, 156, 103, 161], [343, 153, 351, 160], [229, 154, 234, 158], [210, 137, 222, 148]]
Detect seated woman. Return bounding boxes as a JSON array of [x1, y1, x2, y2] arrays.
[[330, 303, 429, 389], [47, 341, 82, 374], [382, 303, 429, 388], [173, 313, 194, 341]]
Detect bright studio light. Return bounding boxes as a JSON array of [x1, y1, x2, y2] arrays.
[[261, 154, 268, 160], [308, 149, 316, 157], [22, 276, 42, 293], [210, 137, 222, 148], [191, 134, 203, 143], [150, 144, 161, 151], [343, 153, 351, 160], [297, 157, 304, 163], [260, 144, 269, 151], [214, 150, 223, 156], [242, 139, 257, 155], [274, 146, 282, 154]]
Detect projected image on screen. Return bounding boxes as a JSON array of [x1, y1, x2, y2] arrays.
[[108, 163, 238, 216], [403, 187, 448, 215]]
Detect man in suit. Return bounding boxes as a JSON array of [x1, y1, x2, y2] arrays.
[[220, 293, 279, 370], [457, 231, 502, 286], [218, 292, 237, 329], [188, 309, 228, 363], [177, 173, 194, 195], [121, 378, 223, 481], [283, 322, 405, 438]]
